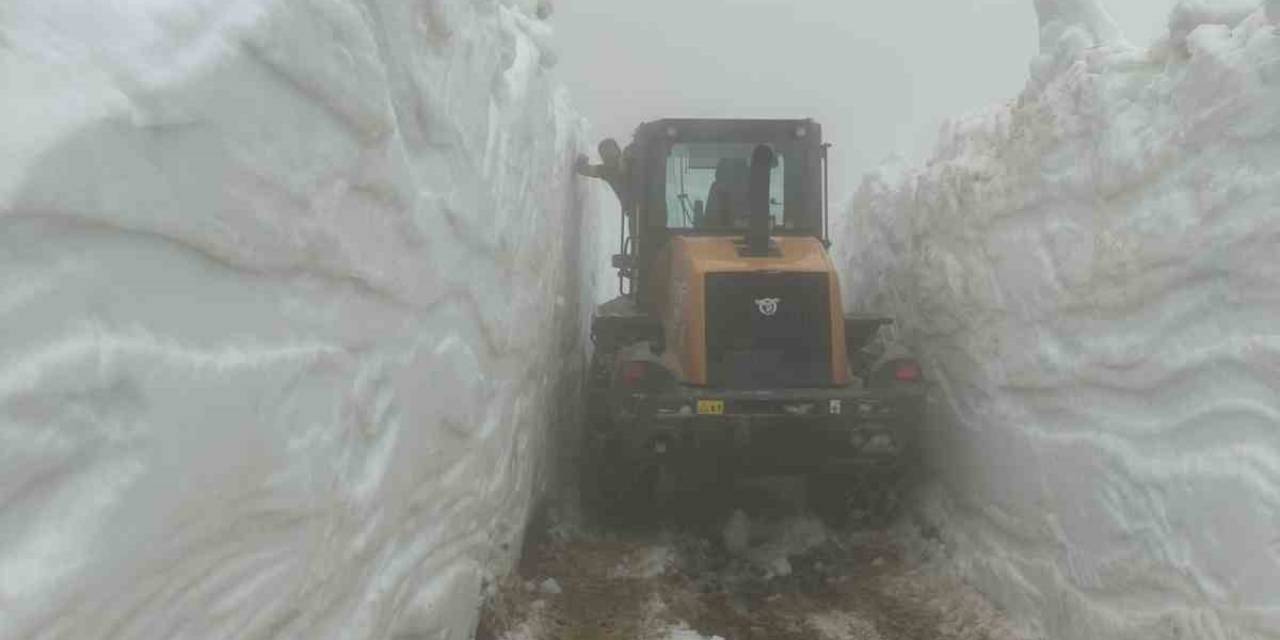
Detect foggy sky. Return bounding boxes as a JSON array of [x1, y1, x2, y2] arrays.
[[552, 0, 1173, 199]]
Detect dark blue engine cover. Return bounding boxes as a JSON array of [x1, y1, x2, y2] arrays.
[[704, 272, 832, 389]]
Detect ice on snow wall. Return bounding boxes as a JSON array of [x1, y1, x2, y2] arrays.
[[838, 2, 1280, 638], [0, 0, 597, 638]]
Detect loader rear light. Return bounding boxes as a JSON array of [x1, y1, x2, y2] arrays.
[[621, 361, 648, 387], [893, 359, 922, 383], [617, 359, 675, 390]]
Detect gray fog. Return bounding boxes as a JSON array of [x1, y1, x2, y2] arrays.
[[553, 0, 1173, 198]]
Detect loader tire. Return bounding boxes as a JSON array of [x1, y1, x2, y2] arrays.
[[581, 435, 655, 527]]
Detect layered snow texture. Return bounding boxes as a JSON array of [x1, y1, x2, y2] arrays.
[[0, 0, 598, 638], [839, 1, 1280, 639]]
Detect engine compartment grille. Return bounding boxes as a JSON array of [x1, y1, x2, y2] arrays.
[[704, 272, 832, 388]]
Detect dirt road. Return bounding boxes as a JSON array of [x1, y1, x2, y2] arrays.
[[477, 481, 1027, 640]]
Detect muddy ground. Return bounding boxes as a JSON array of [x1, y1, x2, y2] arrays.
[[476, 480, 1029, 640]]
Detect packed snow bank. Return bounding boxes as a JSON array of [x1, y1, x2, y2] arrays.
[[0, 0, 598, 638], [839, 2, 1280, 639]]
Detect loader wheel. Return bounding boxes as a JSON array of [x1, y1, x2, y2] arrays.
[[581, 435, 622, 517], [581, 436, 657, 527], [580, 347, 625, 522]]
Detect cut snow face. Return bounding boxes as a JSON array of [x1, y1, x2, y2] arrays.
[[0, 1, 598, 639], [1168, 0, 1262, 48], [838, 2, 1280, 639]]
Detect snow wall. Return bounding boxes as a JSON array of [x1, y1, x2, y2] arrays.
[[0, 1, 602, 638], [838, 2, 1280, 639]]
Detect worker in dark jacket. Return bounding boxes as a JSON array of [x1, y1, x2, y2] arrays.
[[575, 138, 631, 213], [704, 158, 750, 227]]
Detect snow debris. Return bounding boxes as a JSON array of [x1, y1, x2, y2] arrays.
[[719, 510, 830, 579], [808, 611, 883, 640], [537, 577, 562, 595], [608, 545, 675, 579], [635, 594, 699, 640], [661, 624, 726, 640], [840, 0, 1280, 638], [745, 515, 829, 578], [497, 599, 551, 640]]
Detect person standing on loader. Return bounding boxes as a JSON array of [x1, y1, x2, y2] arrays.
[[575, 138, 632, 213]]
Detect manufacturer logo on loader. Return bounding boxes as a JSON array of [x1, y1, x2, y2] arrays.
[[755, 297, 780, 316]]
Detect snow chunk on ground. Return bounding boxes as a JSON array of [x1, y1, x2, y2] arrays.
[[661, 625, 725, 640], [0, 1, 598, 639], [840, 2, 1280, 640], [537, 577, 563, 595], [743, 515, 829, 578], [808, 611, 882, 640], [719, 510, 829, 578], [608, 545, 675, 579]]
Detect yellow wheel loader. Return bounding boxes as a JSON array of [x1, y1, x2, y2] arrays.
[[581, 119, 924, 526]]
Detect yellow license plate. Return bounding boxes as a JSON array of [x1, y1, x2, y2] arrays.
[[696, 400, 725, 415]]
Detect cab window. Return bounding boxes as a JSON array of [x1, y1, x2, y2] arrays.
[[664, 143, 786, 230]]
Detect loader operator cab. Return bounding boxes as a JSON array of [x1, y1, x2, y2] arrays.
[[610, 118, 830, 303]]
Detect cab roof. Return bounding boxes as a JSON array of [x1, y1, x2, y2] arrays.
[[633, 118, 822, 142]]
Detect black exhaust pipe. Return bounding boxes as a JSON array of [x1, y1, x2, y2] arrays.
[[745, 144, 774, 257]]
